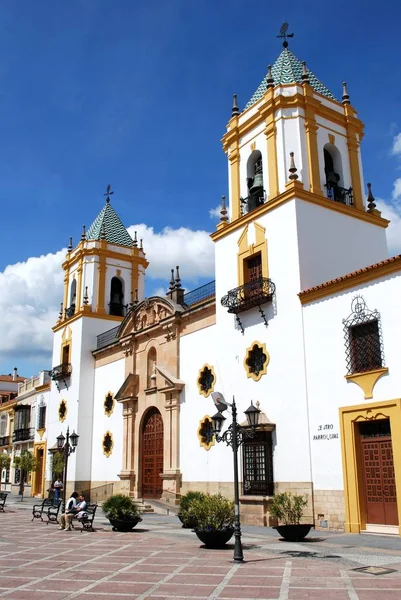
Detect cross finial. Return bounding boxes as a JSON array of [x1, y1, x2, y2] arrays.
[[104, 184, 114, 204], [277, 22, 294, 48]]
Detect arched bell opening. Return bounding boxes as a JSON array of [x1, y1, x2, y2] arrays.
[[67, 279, 76, 317], [324, 144, 352, 205], [109, 276, 125, 316], [244, 150, 265, 213]]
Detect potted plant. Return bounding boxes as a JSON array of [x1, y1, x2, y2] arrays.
[[178, 491, 206, 528], [103, 494, 142, 532], [270, 492, 313, 541], [190, 493, 235, 548]]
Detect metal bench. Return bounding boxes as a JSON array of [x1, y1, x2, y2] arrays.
[[0, 492, 8, 512], [32, 498, 61, 523], [75, 503, 98, 532]]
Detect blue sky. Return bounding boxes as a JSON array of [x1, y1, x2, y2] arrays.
[[1, 0, 401, 377]]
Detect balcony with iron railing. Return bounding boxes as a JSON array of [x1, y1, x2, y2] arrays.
[[184, 281, 216, 306], [12, 428, 34, 443], [221, 278, 276, 333], [0, 436, 10, 447], [50, 363, 72, 381], [325, 182, 353, 206]]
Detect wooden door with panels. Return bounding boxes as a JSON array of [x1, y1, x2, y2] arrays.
[[359, 419, 398, 526], [141, 409, 163, 498]]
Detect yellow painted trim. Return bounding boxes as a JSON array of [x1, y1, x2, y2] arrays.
[[229, 144, 240, 221], [37, 428, 46, 441], [62, 246, 149, 270], [237, 222, 268, 286], [347, 134, 364, 211], [244, 341, 270, 382], [299, 256, 401, 304], [58, 399, 67, 423], [264, 90, 279, 200], [62, 269, 69, 324], [303, 84, 322, 195], [104, 391, 115, 417], [102, 430, 114, 458], [211, 183, 389, 242], [60, 326, 72, 365], [197, 364, 216, 398], [31, 441, 47, 498], [35, 383, 50, 392], [76, 257, 83, 311], [328, 133, 335, 145], [340, 399, 401, 535], [345, 367, 389, 399], [197, 415, 215, 451], [97, 254, 107, 315], [53, 309, 123, 332]]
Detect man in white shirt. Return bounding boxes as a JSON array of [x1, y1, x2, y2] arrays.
[[58, 492, 79, 530]]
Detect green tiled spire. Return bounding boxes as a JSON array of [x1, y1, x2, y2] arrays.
[[86, 200, 134, 247], [245, 48, 336, 110]]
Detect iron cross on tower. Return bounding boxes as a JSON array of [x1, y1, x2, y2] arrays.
[[104, 184, 114, 203], [277, 22, 294, 48]]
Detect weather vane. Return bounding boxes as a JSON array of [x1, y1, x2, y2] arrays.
[[277, 22, 294, 48], [104, 184, 114, 203]]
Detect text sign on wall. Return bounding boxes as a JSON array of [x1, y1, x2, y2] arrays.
[[313, 423, 339, 441]]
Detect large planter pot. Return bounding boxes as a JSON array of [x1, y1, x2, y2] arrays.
[[108, 516, 142, 532], [195, 528, 234, 548], [273, 524, 313, 542], [178, 513, 198, 529]]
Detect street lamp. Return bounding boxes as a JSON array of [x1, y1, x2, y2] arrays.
[[56, 426, 79, 511], [208, 395, 260, 563]]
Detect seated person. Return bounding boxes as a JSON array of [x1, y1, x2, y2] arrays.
[[59, 492, 87, 530]]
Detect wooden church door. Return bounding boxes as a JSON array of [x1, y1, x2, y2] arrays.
[[141, 409, 163, 498]]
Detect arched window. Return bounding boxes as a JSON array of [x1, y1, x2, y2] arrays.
[[67, 279, 76, 318], [245, 150, 264, 213], [109, 277, 125, 316], [147, 347, 157, 388], [323, 144, 352, 205], [0, 415, 7, 437]]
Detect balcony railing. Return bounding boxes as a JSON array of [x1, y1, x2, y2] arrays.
[[65, 304, 76, 318], [325, 182, 353, 206], [50, 363, 72, 380], [221, 278, 276, 333], [0, 436, 10, 447], [184, 281, 216, 306], [12, 428, 34, 443], [240, 191, 266, 215]]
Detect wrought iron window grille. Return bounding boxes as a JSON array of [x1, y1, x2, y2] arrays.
[[50, 363, 72, 391], [197, 366, 215, 396], [243, 431, 274, 496], [245, 344, 268, 378], [104, 393, 114, 417], [58, 400, 67, 422], [103, 432, 113, 457], [221, 278, 276, 334], [198, 417, 215, 451], [343, 296, 385, 375]]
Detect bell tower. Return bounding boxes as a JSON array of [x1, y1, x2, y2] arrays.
[[214, 28, 389, 291], [48, 187, 148, 494]]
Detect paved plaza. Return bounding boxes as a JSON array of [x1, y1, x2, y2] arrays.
[[2, 501, 401, 599]]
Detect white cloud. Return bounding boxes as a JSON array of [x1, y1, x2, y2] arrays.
[[209, 205, 221, 219], [0, 225, 215, 362], [392, 178, 401, 200], [127, 224, 214, 281], [392, 132, 401, 157], [376, 199, 401, 255]]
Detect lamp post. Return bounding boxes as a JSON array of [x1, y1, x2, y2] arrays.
[[56, 426, 79, 512], [208, 395, 260, 563]]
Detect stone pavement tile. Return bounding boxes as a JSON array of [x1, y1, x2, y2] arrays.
[[357, 592, 401, 600], [291, 567, 342, 576], [49, 571, 108, 581], [1, 591, 70, 599], [0, 578, 37, 588], [1, 569, 60, 578], [153, 583, 217, 597], [180, 566, 232, 574], [24, 578, 88, 592], [125, 564, 176, 573], [288, 590, 350, 600], [229, 576, 283, 587], [166, 573, 225, 585], [88, 581, 154, 595], [290, 576, 346, 588], [108, 572, 169, 583], [351, 575, 401, 588], [219, 587, 281, 599]]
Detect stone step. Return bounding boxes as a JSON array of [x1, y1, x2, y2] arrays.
[[132, 499, 155, 514]]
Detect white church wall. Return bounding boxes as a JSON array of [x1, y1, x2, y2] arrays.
[[302, 272, 401, 491], [213, 202, 313, 485], [277, 109, 310, 192], [295, 199, 389, 290], [91, 359, 125, 483]]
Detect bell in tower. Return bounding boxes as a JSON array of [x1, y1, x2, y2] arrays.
[[247, 156, 265, 212]]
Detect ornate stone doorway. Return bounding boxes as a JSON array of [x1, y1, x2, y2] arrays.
[[141, 408, 163, 498]]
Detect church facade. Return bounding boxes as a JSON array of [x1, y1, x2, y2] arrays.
[[46, 42, 401, 536]]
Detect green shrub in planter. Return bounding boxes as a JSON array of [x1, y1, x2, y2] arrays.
[[103, 494, 141, 521], [269, 492, 307, 525], [190, 493, 234, 531], [178, 491, 206, 527]]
